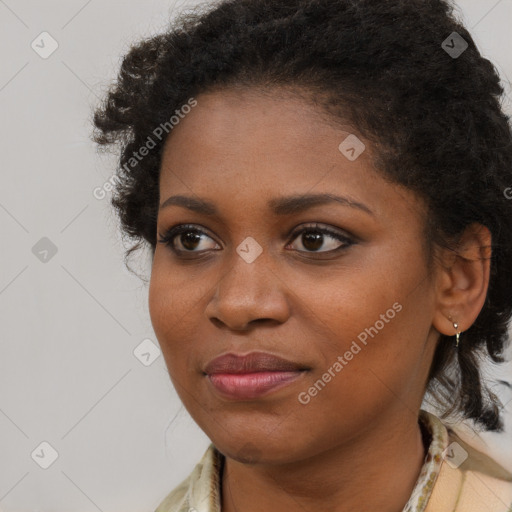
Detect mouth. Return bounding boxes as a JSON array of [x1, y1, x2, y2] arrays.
[[207, 371, 307, 400], [204, 351, 309, 400]]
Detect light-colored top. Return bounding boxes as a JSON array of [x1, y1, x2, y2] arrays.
[[154, 410, 512, 512]]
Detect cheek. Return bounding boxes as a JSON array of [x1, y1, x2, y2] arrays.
[[149, 252, 199, 331], [148, 253, 217, 378], [293, 252, 432, 401], [293, 261, 407, 349], [148, 257, 190, 360], [292, 306, 422, 440]]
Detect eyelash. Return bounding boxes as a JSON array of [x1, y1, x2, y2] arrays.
[[157, 223, 355, 257]]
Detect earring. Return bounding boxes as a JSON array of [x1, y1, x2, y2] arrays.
[[448, 315, 461, 348], [453, 322, 461, 348]]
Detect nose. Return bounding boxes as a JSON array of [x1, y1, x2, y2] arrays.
[[204, 249, 291, 331]]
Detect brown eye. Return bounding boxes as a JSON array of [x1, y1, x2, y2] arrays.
[[158, 224, 219, 253], [288, 224, 354, 253], [157, 222, 355, 258]]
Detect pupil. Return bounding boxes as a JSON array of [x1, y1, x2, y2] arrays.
[[182, 232, 201, 250], [303, 232, 323, 251]]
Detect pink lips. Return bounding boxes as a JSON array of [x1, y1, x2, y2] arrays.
[[204, 352, 308, 400]]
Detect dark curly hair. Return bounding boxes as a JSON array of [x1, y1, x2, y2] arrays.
[[92, 0, 512, 432]]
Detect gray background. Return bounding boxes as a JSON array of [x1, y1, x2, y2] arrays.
[[0, 0, 511, 510]]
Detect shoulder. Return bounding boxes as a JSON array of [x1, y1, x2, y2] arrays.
[[154, 475, 190, 512], [154, 443, 222, 512], [425, 416, 512, 512]]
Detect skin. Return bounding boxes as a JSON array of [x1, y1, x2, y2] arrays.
[[148, 87, 491, 512]]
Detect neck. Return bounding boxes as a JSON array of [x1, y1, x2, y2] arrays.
[[221, 409, 427, 512]]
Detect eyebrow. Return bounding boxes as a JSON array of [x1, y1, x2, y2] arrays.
[[159, 193, 374, 216]]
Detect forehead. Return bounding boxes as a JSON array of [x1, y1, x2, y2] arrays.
[[163, 87, 356, 150], [161, 89, 369, 183], [157, 87, 421, 224]]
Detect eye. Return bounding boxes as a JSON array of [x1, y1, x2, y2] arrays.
[[286, 223, 354, 253], [157, 224, 220, 254], [157, 222, 355, 257]]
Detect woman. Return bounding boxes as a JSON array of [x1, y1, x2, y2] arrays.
[[92, 0, 512, 510]]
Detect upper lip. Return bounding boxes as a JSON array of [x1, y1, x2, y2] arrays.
[[204, 351, 308, 375]]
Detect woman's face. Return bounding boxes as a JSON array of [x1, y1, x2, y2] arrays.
[[149, 88, 442, 463]]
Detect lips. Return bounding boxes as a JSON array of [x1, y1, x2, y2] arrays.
[[204, 351, 307, 375], [203, 351, 309, 400]]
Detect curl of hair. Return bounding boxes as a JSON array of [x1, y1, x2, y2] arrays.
[[92, 0, 512, 431]]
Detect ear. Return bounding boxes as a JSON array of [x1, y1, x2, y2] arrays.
[[431, 223, 492, 337]]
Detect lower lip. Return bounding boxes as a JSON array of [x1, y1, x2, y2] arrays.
[[207, 371, 305, 400]]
